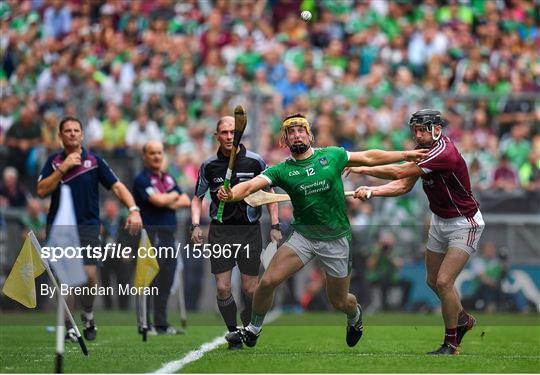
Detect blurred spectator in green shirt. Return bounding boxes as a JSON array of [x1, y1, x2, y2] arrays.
[[367, 232, 411, 311]]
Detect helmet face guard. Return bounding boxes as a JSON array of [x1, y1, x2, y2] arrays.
[[409, 109, 445, 142], [280, 116, 314, 148]]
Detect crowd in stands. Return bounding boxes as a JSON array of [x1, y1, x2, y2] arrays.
[[0, 0, 539, 291], [0, 0, 538, 200], [0, 0, 540, 314]]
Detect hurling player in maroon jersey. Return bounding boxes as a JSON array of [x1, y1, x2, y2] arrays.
[[345, 109, 484, 355]]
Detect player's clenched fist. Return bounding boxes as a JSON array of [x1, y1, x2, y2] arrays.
[[62, 152, 82, 170], [403, 149, 429, 162], [217, 186, 234, 202], [353, 186, 372, 201]]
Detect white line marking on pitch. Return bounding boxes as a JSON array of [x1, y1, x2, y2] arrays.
[[153, 310, 282, 374], [154, 335, 226, 374]]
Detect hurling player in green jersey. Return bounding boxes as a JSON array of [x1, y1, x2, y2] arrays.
[[218, 114, 428, 348]]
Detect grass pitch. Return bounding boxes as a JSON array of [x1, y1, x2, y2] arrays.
[[0, 311, 538, 373]]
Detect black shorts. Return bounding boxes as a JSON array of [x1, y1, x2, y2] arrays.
[[78, 226, 102, 267], [45, 225, 102, 267], [207, 222, 262, 276]]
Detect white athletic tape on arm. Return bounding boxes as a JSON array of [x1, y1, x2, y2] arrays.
[[258, 174, 273, 186]]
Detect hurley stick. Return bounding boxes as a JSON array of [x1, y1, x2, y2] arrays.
[[217, 105, 247, 222]]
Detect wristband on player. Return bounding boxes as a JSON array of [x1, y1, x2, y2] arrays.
[[190, 224, 200, 232], [271, 223, 280, 231], [129, 206, 140, 212]]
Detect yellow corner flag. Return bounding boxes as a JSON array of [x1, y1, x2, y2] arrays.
[[2, 235, 46, 308], [134, 229, 159, 289]]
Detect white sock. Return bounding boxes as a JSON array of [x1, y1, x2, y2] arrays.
[[83, 311, 94, 320], [246, 323, 261, 335]]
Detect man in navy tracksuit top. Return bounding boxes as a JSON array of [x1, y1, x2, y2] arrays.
[[133, 140, 190, 335], [38, 116, 142, 342]]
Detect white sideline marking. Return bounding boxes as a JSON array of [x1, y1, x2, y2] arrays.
[[153, 310, 282, 374], [154, 335, 225, 374]]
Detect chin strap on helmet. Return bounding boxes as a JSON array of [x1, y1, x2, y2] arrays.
[[432, 126, 442, 141]]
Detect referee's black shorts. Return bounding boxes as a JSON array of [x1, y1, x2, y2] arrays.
[[207, 221, 262, 276]]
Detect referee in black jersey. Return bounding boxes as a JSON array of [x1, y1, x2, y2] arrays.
[[191, 116, 281, 349]]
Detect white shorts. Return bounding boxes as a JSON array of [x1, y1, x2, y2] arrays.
[[283, 231, 352, 278], [427, 210, 485, 255]]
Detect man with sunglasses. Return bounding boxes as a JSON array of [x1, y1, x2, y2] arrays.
[[346, 109, 485, 355]]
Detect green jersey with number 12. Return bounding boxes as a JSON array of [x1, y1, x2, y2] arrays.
[[261, 147, 351, 240]]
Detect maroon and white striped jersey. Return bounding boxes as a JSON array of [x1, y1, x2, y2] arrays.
[[417, 136, 480, 219]]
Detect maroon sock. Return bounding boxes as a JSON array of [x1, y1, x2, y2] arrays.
[[445, 327, 458, 347], [458, 309, 469, 326]]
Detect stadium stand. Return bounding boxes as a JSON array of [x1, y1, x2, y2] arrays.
[[0, 0, 538, 313]]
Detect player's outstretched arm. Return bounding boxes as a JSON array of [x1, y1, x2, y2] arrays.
[[344, 162, 423, 180], [347, 149, 428, 167], [218, 176, 269, 202], [354, 176, 418, 201]]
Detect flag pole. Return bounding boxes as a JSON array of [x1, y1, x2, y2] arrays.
[[177, 269, 187, 328], [28, 231, 88, 356], [136, 293, 148, 341], [55, 293, 65, 373], [140, 230, 148, 341], [134, 228, 159, 341], [142, 294, 148, 341]]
